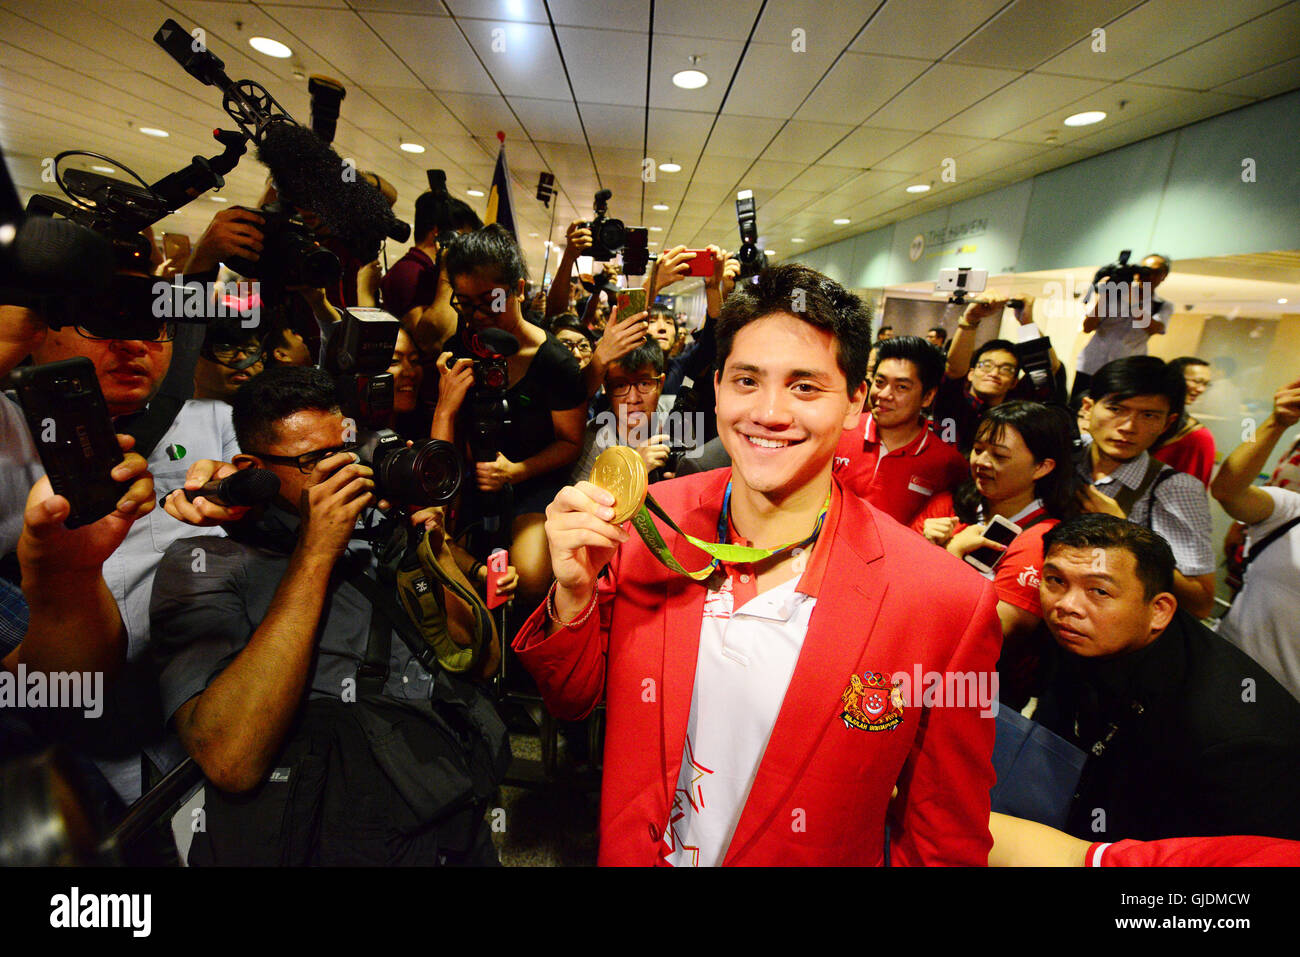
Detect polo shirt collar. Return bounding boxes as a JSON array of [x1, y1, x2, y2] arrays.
[[1075, 434, 1153, 489], [719, 477, 841, 602], [864, 413, 931, 457]]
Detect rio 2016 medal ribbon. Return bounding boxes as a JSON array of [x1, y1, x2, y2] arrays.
[[588, 446, 829, 582]]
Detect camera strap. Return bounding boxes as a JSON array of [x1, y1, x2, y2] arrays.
[[116, 395, 184, 460]]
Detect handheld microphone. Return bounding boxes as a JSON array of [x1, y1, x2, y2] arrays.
[[161, 468, 280, 508]]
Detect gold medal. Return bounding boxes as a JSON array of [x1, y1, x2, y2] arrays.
[[590, 445, 647, 524]]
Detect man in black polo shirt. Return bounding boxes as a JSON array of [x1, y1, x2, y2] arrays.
[[1034, 514, 1300, 843], [150, 366, 507, 864], [379, 189, 482, 355]]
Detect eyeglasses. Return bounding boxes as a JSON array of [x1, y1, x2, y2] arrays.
[[450, 290, 511, 318], [206, 342, 264, 366], [249, 444, 355, 474], [74, 322, 176, 343], [608, 377, 662, 397], [559, 338, 593, 355], [974, 360, 1017, 377]]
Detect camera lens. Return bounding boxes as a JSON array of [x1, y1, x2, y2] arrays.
[[598, 218, 625, 254], [377, 439, 462, 506]]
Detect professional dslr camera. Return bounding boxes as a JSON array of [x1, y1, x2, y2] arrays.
[[1085, 249, 1160, 301], [223, 201, 341, 293], [734, 189, 768, 280], [322, 307, 461, 509], [578, 190, 649, 274]]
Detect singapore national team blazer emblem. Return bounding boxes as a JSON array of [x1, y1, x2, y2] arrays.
[[841, 671, 904, 732]]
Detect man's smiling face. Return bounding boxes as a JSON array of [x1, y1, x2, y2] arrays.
[[715, 312, 866, 503]]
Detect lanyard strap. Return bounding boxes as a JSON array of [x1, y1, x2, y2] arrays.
[[627, 480, 830, 582]]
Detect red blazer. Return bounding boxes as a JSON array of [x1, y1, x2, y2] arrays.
[[514, 469, 1002, 866]]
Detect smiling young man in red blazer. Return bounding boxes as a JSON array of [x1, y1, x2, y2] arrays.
[[514, 265, 1002, 866]]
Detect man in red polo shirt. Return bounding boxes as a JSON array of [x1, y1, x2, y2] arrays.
[[833, 335, 967, 526]]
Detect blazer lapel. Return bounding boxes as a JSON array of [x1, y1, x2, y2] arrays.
[[722, 497, 889, 864]]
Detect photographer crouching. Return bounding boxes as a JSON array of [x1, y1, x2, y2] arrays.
[[149, 365, 508, 865]]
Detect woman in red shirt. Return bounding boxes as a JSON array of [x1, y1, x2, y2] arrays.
[[912, 401, 1079, 705]]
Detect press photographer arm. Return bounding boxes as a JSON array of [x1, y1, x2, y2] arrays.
[[170, 452, 373, 793], [945, 297, 1006, 379], [547, 220, 591, 321], [1212, 378, 1300, 524], [4, 434, 154, 679]]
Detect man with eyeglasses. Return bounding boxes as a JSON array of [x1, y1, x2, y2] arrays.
[[572, 340, 676, 483], [194, 318, 266, 402], [0, 273, 245, 804], [932, 295, 1064, 453]]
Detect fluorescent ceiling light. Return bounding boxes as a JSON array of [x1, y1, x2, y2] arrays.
[[139, 127, 169, 138], [400, 143, 425, 153], [467, 189, 484, 197], [658, 160, 681, 173], [1063, 110, 1106, 127], [649, 226, 663, 232], [91, 164, 115, 173], [652, 203, 669, 211], [1279, 298, 1289, 304], [672, 69, 709, 89], [906, 184, 930, 194], [833, 217, 850, 225], [210, 196, 228, 203], [249, 37, 292, 58], [791, 237, 805, 243]]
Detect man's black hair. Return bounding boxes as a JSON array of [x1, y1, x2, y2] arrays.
[[971, 338, 1020, 374], [716, 264, 872, 394], [1043, 514, 1175, 601], [1087, 355, 1184, 418], [927, 325, 948, 343], [442, 223, 527, 288], [1168, 356, 1210, 378], [414, 192, 483, 244], [874, 334, 945, 395], [610, 339, 665, 377], [648, 302, 676, 326], [231, 364, 339, 452]]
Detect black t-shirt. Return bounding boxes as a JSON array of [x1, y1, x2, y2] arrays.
[[500, 334, 586, 468]]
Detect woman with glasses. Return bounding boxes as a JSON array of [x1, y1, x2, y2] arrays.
[[433, 225, 588, 607], [911, 400, 1079, 706], [549, 313, 596, 371]]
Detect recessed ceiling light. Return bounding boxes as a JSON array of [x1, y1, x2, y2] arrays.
[[672, 69, 709, 90], [400, 142, 425, 153], [833, 217, 850, 225], [658, 160, 681, 173], [1063, 110, 1106, 127], [249, 36, 292, 58], [529, 232, 538, 237], [652, 203, 669, 211], [791, 237, 805, 244], [210, 195, 228, 203], [765, 249, 775, 256], [91, 164, 115, 174], [906, 184, 930, 194], [1279, 298, 1289, 304], [467, 189, 484, 197], [649, 226, 663, 232], [139, 127, 169, 138]]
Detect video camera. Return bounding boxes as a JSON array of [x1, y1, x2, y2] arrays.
[[321, 307, 461, 509], [223, 202, 341, 293], [578, 190, 649, 274], [735, 189, 767, 279], [1084, 249, 1162, 303]]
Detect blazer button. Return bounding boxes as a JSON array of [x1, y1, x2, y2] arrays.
[[648, 823, 660, 842]]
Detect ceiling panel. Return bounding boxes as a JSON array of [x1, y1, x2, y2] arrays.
[[554, 26, 649, 108], [793, 52, 931, 125], [945, 0, 1144, 71], [851, 0, 1009, 60], [760, 120, 856, 165], [936, 73, 1110, 138], [1127, 1, 1300, 90], [721, 40, 841, 119], [819, 126, 919, 169], [863, 62, 1021, 131]]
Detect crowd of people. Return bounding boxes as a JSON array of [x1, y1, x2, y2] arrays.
[[2, 169, 1298, 868]]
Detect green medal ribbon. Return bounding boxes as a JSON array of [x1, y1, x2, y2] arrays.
[[628, 480, 830, 582]]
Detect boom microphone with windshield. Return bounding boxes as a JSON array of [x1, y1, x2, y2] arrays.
[[154, 18, 409, 263]]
